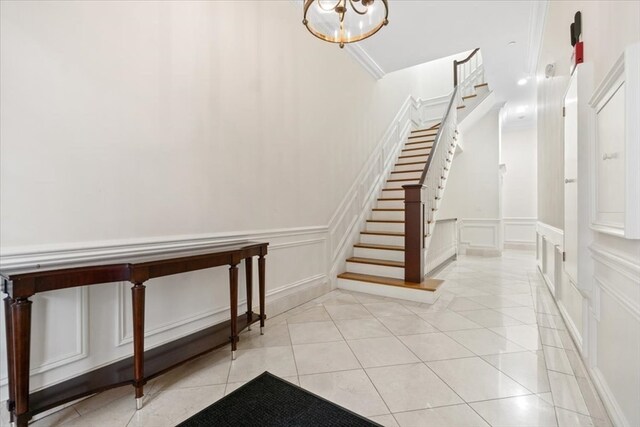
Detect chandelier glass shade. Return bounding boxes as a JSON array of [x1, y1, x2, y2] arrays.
[[303, 0, 389, 48]]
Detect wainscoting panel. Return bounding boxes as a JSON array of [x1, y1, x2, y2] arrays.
[[503, 217, 536, 250], [538, 220, 640, 427], [458, 218, 502, 256]]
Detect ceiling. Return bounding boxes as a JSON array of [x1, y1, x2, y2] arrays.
[[351, 0, 547, 128]]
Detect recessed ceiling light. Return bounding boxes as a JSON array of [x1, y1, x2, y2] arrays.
[[518, 115, 526, 119], [517, 78, 528, 86], [508, 41, 516, 46]]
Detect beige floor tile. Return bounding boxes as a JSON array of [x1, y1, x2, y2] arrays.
[[458, 309, 523, 327], [418, 311, 483, 331], [285, 305, 333, 324], [334, 318, 393, 340], [446, 328, 526, 355], [30, 406, 81, 427], [366, 363, 462, 412], [293, 341, 361, 375], [227, 346, 297, 383], [369, 414, 400, 427], [543, 345, 574, 374], [427, 357, 530, 402], [548, 370, 589, 415], [393, 404, 490, 427], [377, 315, 437, 335], [127, 384, 225, 427], [347, 336, 420, 368], [470, 394, 557, 427], [299, 369, 389, 417], [482, 351, 550, 393], [325, 303, 375, 320], [447, 297, 490, 312], [237, 321, 292, 349], [399, 333, 474, 361], [363, 302, 414, 317], [489, 324, 541, 351], [288, 320, 343, 344]]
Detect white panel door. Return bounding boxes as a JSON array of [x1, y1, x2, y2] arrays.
[[564, 71, 579, 284]]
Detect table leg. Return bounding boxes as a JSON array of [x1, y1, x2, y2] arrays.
[[258, 255, 266, 335], [11, 298, 32, 427], [131, 282, 146, 410], [245, 257, 253, 331], [229, 264, 239, 360], [4, 297, 16, 425]]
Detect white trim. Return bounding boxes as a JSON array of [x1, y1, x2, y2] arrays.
[[0, 226, 327, 270], [526, 0, 549, 76], [458, 218, 502, 256], [503, 217, 537, 249], [536, 221, 564, 248], [557, 299, 584, 352], [589, 244, 640, 281], [588, 43, 640, 239], [344, 43, 386, 80], [590, 366, 633, 427]]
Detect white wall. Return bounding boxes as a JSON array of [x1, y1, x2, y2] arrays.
[[536, 1, 640, 426], [501, 125, 537, 249], [439, 109, 502, 255], [0, 1, 464, 399]]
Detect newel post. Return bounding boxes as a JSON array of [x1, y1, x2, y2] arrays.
[[404, 184, 425, 283]]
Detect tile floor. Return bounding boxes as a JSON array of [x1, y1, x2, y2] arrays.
[[16, 251, 613, 426]]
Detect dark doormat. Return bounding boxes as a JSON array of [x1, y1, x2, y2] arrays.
[[176, 371, 381, 427]]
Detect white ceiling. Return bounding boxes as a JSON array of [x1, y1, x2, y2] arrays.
[[352, 0, 547, 127]]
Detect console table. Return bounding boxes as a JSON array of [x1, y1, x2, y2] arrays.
[[1, 241, 268, 427]]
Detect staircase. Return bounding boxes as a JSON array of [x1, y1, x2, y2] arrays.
[[337, 49, 491, 304]]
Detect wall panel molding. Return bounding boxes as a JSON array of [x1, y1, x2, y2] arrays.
[[458, 218, 502, 256], [503, 217, 537, 249]]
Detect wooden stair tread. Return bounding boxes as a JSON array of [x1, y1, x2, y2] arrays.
[[377, 197, 404, 201], [337, 272, 444, 292], [387, 178, 419, 183], [353, 243, 404, 251], [408, 133, 437, 139], [474, 82, 488, 88], [398, 154, 429, 159], [462, 94, 477, 100], [346, 257, 404, 268], [395, 161, 426, 166], [361, 230, 404, 236], [405, 140, 434, 146], [402, 147, 431, 153], [390, 169, 422, 174], [372, 208, 404, 211], [366, 219, 404, 223], [456, 105, 465, 109]]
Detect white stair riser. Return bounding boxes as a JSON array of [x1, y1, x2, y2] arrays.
[[337, 278, 438, 304], [353, 247, 405, 262], [360, 234, 404, 246], [371, 210, 404, 221], [366, 221, 404, 233], [385, 181, 419, 190], [397, 155, 429, 163], [389, 171, 421, 180], [360, 233, 405, 246], [346, 262, 404, 279], [376, 199, 404, 209], [394, 163, 426, 172], [381, 187, 404, 196]]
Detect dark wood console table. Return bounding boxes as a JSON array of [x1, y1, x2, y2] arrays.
[[1, 241, 268, 427]]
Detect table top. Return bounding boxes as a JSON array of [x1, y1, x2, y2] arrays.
[[1, 241, 268, 280]]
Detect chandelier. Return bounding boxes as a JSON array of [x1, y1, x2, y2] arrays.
[[303, 0, 389, 48]]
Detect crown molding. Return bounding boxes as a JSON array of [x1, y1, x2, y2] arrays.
[[344, 43, 386, 80], [527, 0, 549, 76]]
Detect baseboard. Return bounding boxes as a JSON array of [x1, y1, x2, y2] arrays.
[[463, 247, 502, 257], [590, 366, 632, 427], [504, 242, 536, 251], [427, 254, 457, 277]]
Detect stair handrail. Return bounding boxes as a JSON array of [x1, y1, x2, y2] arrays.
[[403, 48, 483, 283], [403, 87, 460, 282]]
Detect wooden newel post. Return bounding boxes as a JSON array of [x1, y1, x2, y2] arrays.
[[404, 184, 425, 283]]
